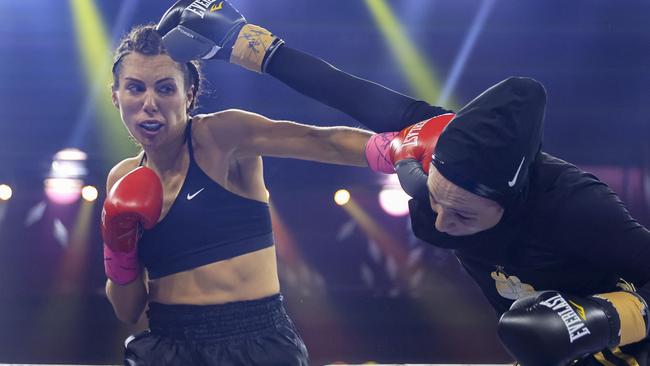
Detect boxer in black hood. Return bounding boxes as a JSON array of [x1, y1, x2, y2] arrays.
[[431, 76, 545, 210], [406, 76, 547, 249], [197, 17, 650, 365]]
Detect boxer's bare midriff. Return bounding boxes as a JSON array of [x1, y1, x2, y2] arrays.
[[148, 245, 280, 305]]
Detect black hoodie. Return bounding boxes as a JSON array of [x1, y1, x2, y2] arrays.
[[406, 78, 650, 320]]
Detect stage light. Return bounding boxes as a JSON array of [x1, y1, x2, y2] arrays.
[[378, 187, 410, 217], [50, 148, 88, 178], [378, 174, 409, 216], [81, 185, 98, 202], [364, 0, 442, 103], [438, 0, 495, 106], [45, 148, 88, 205], [334, 189, 351, 206], [70, 0, 137, 163], [54, 149, 87, 161], [0, 184, 12, 201], [45, 178, 83, 205]]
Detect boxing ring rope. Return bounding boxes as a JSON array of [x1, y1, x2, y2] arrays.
[[0, 363, 510, 366]]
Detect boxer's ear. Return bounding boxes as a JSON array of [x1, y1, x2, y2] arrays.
[[111, 89, 119, 109]]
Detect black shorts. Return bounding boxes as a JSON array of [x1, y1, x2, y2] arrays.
[[124, 294, 309, 366]]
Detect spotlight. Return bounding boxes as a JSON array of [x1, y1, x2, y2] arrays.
[[54, 148, 88, 162], [50, 148, 88, 178], [334, 189, 351, 206], [0, 184, 12, 201], [378, 175, 410, 216], [378, 188, 410, 216], [81, 185, 98, 202], [45, 148, 88, 205], [45, 178, 83, 205]]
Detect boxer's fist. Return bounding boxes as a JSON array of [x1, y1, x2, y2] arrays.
[[157, 0, 246, 62], [390, 113, 454, 174], [101, 166, 163, 252], [101, 166, 162, 285], [157, 0, 284, 73], [365, 114, 454, 174], [498, 291, 621, 366]]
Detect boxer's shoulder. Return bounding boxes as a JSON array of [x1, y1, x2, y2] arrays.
[[106, 156, 142, 193], [193, 109, 261, 146]]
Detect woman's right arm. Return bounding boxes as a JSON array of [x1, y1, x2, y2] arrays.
[[104, 159, 149, 324]]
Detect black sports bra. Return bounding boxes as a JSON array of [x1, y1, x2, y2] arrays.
[[138, 120, 274, 279]]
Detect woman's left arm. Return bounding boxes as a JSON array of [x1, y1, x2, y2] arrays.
[[210, 109, 373, 166]]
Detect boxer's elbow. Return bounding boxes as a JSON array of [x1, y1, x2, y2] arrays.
[[106, 279, 148, 324], [115, 305, 145, 324]]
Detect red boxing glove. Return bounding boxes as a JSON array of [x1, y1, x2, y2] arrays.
[[390, 113, 454, 174], [101, 166, 163, 285], [365, 114, 455, 174]]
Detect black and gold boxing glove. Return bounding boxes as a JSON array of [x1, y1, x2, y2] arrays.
[[157, 0, 283, 73], [498, 290, 648, 366]]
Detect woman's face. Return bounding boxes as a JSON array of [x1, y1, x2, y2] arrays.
[[426, 165, 504, 236], [112, 53, 193, 149]]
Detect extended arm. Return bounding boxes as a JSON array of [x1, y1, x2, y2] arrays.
[[266, 46, 452, 133], [207, 109, 372, 166], [156, 0, 453, 132]]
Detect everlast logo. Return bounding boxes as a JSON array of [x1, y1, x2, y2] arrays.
[[540, 294, 591, 343], [186, 0, 218, 19], [401, 120, 428, 147]]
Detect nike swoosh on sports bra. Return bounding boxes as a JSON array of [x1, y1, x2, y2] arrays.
[[138, 120, 274, 279]]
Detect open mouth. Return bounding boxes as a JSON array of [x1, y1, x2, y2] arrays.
[[139, 121, 163, 132]]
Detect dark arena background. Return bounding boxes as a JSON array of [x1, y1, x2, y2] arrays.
[[0, 1, 649, 365]]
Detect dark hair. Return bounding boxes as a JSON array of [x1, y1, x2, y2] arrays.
[[111, 23, 203, 112]]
